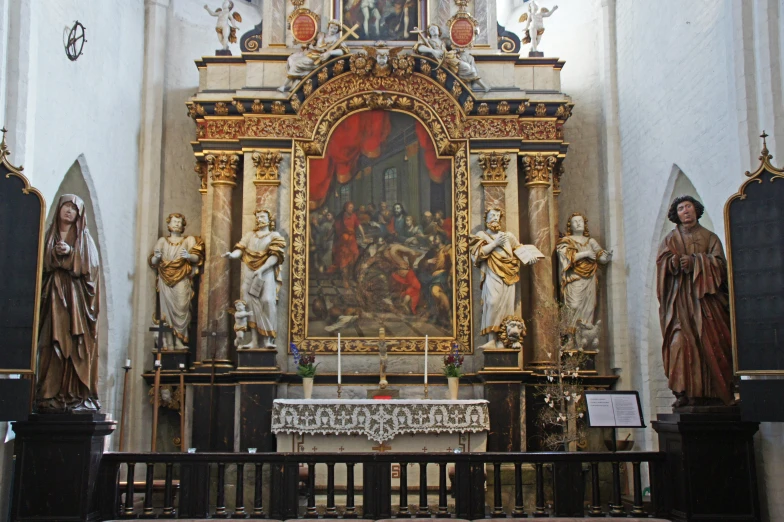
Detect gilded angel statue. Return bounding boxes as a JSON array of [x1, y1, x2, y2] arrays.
[[519, 1, 558, 54]]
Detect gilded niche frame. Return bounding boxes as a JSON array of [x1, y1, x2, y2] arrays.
[[288, 89, 472, 354]]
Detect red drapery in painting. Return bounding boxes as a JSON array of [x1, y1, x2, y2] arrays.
[[309, 111, 451, 209]]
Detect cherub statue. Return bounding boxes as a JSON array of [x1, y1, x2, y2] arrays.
[[519, 1, 558, 54], [278, 20, 349, 92], [204, 1, 242, 53], [231, 300, 254, 349], [364, 45, 405, 77]]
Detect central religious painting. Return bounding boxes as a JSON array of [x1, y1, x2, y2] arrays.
[[296, 109, 470, 353]]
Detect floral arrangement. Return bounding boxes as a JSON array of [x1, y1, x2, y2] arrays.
[[442, 343, 465, 378], [291, 343, 318, 378]]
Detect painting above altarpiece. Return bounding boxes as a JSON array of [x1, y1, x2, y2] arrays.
[[304, 110, 464, 349]]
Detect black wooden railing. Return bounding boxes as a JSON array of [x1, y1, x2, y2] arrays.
[[97, 451, 667, 519]]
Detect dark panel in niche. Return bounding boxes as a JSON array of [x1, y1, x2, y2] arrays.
[[0, 164, 44, 373]]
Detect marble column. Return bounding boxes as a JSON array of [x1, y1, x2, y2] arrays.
[[551, 160, 564, 239], [195, 159, 210, 361], [204, 152, 239, 363], [522, 153, 558, 371]]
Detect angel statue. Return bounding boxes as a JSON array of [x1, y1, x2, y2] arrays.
[[363, 45, 406, 77], [413, 25, 490, 92], [204, 1, 242, 54], [278, 20, 350, 92], [519, 1, 558, 54], [412, 24, 448, 62]]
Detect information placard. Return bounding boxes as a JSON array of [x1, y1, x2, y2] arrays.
[[584, 391, 645, 428]]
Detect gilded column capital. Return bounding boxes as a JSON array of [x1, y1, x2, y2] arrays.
[[194, 159, 209, 194], [251, 150, 283, 186], [522, 153, 558, 187], [478, 152, 511, 186], [205, 152, 239, 186], [552, 161, 565, 196]]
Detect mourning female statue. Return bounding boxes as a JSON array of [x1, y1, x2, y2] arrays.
[[36, 195, 101, 413], [149, 213, 205, 350], [556, 212, 612, 331], [656, 195, 734, 408], [223, 209, 286, 348]]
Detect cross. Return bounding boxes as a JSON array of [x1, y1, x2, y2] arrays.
[[312, 446, 318, 452], [149, 293, 173, 451], [422, 446, 428, 453], [201, 320, 229, 451], [313, 23, 360, 65], [338, 446, 345, 452], [150, 293, 174, 353], [373, 328, 399, 389], [372, 442, 393, 452]]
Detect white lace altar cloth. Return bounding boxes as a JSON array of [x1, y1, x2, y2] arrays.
[[271, 399, 490, 444]]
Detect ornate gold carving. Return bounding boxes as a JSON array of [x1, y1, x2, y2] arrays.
[[535, 103, 547, 117], [520, 120, 558, 140], [288, 100, 472, 354], [303, 79, 314, 96], [291, 96, 301, 112], [477, 103, 489, 116], [436, 69, 447, 84], [555, 104, 572, 121], [233, 100, 246, 114], [517, 101, 530, 114], [318, 68, 329, 85], [333, 59, 346, 75], [552, 161, 565, 194], [251, 150, 283, 185], [452, 82, 463, 98], [521, 153, 557, 186], [350, 52, 373, 76], [478, 152, 510, 184], [251, 99, 265, 113], [420, 59, 432, 76], [202, 119, 244, 140], [272, 101, 286, 115], [205, 152, 239, 186], [392, 54, 414, 79], [187, 104, 199, 120], [463, 97, 474, 113], [214, 102, 229, 116], [290, 0, 305, 7], [194, 160, 208, 194], [497, 101, 510, 115], [244, 116, 309, 139]]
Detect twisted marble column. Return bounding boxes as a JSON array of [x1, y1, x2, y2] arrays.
[[204, 152, 239, 362], [522, 153, 558, 370]]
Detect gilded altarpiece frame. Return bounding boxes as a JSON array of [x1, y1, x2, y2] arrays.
[[288, 79, 472, 354]]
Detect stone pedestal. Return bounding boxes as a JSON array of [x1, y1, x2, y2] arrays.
[[236, 348, 278, 370], [11, 413, 115, 522], [652, 412, 760, 522]]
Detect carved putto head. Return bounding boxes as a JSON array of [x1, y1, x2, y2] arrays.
[[566, 212, 589, 237]]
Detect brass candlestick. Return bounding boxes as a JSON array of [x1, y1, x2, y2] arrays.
[[337, 383, 343, 399]]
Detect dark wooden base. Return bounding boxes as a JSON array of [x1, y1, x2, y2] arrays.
[[153, 348, 189, 371], [215, 49, 232, 56], [11, 413, 115, 521], [481, 348, 521, 370], [236, 348, 278, 370], [652, 412, 760, 522]]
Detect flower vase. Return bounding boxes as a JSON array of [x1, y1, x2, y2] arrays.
[[447, 377, 459, 400], [303, 377, 314, 399]]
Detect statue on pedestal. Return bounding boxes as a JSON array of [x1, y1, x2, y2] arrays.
[[413, 24, 490, 92], [656, 196, 734, 408], [36, 195, 101, 413], [556, 212, 612, 332], [519, 1, 558, 55], [223, 209, 286, 349], [149, 213, 205, 350], [278, 20, 349, 93], [470, 208, 541, 349], [231, 299, 254, 349], [204, 1, 242, 54]]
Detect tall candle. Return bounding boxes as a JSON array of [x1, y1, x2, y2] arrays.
[[424, 335, 428, 384], [337, 333, 342, 385]]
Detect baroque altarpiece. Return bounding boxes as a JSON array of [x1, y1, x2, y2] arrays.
[[144, 0, 619, 455]]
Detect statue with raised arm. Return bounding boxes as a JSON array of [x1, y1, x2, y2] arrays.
[[149, 213, 205, 350], [656, 196, 734, 409], [278, 20, 349, 92], [223, 209, 286, 349], [412, 24, 448, 62], [519, 1, 558, 54], [36, 195, 101, 413], [470, 208, 541, 349], [204, 1, 242, 53], [556, 212, 612, 332]]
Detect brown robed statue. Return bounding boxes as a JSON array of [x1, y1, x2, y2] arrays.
[[656, 195, 734, 409]]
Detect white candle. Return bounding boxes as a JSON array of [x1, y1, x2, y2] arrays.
[[125, 359, 131, 368], [178, 363, 185, 370], [337, 333, 342, 385], [424, 335, 428, 384]]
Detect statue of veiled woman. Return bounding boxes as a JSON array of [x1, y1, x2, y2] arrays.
[[36, 194, 101, 413]]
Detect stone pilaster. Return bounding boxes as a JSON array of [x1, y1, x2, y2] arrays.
[[552, 160, 565, 239], [522, 153, 558, 371], [195, 159, 210, 361], [251, 149, 283, 209], [204, 152, 239, 363], [478, 151, 511, 226]]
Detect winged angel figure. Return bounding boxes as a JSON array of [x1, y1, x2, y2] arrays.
[[519, 1, 558, 53], [363, 45, 405, 77], [205, 1, 243, 52]]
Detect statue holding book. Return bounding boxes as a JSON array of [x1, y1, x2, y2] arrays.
[[470, 208, 543, 349], [223, 209, 286, 349]]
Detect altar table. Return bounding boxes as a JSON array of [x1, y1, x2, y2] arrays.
[[272, 399, 490, 488]]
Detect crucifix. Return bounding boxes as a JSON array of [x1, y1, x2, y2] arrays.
[[149, 293, 173, 451], [367, 328, 401, 398], [201, 320, 229, 450]]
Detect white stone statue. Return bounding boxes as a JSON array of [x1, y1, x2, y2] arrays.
[[412, 24, 448, 61], [470, 208, 540, 349], [204, 1, 242, 52], [149, 213, 205, 350], [556, 212, 612, 332], [278, 20, 349, 92], [223, 209, 286, 349], [231, 299, 254, 349], [519, 1, 558, 54], [445, 46, 491, 93]]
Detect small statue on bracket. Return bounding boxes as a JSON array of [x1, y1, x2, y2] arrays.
[[204, 1, 242, 55], [519, 1, 558, 56], [231, 299, 254, 349]]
